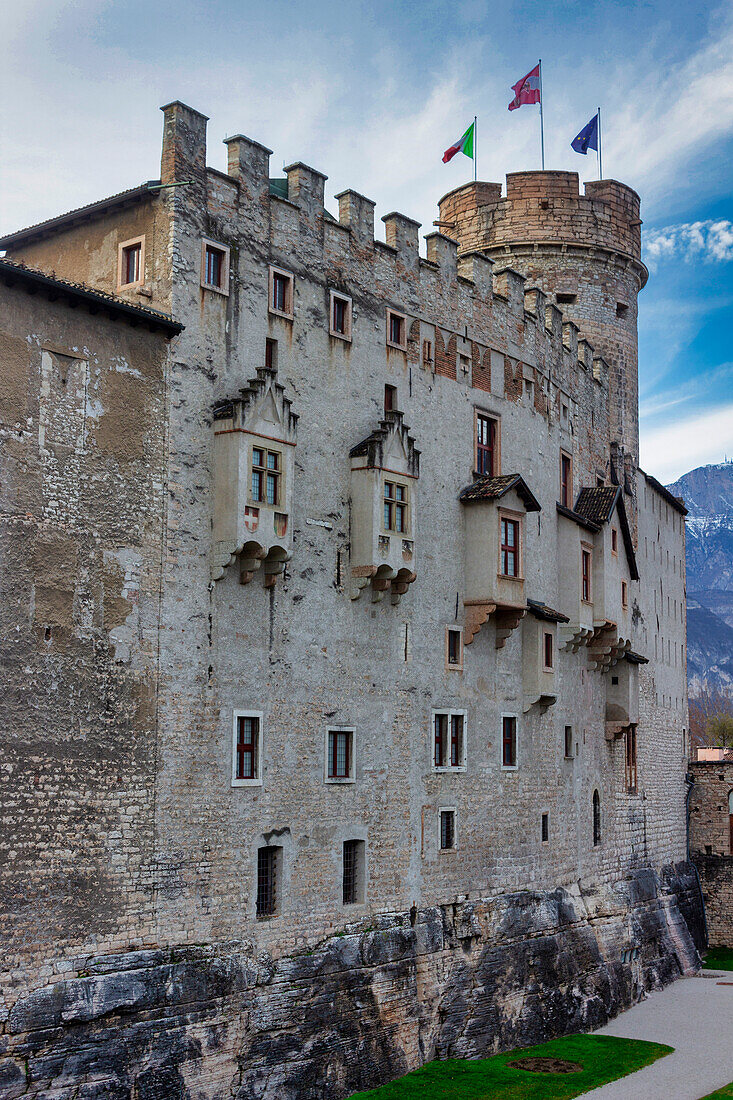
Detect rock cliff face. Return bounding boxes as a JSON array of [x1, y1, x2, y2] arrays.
[[0, 863, 702, 1100], [667, 462, 733, 692]]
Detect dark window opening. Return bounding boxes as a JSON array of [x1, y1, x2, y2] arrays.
[[272, 271, 291, 313], [616, 302, 629, 317], [450, 714, 463, 767], [561, 452, 572, 508], [265, 338, 277, 370], [625, 724, 637, 792], [328, 729, 353, 780], [256, 846, 280, 917], [543, 631, 554, 669], [541, 812, 549, 842], [422, 338, 433, 366], [556, 292, 576, 305], [122, 242, 141, 286], [476, 413, 497, 476], [611, 527, 618, 553], [447, 628, 461, 667], [342, 839, 364, 904], [388, 311, 405, 347], [502, 715, 517, 768], [593, 790, 601, 846], [622, 580, 628, 608], [332, 294, 349, 335], [236, 715, 259, 780], [384, 384, 397, 412], [564, 725, 573, 759], [440, 810, 456, 850], [205, 244, 225, 288], [434, 713, 447, 767]]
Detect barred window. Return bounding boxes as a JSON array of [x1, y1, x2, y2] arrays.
[[440, 810, 456, 850], [236, 716, 258, 780], [256, 846, 280, 917], [502, 715, 517, 768], [327, 729, 353, 780], [342, 839, 364, 904]]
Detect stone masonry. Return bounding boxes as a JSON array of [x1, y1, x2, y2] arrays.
[[0, 101, 700, 1097], [690, 760, 733, 946]]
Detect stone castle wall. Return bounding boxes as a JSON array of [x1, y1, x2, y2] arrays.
[[689, 761, 733, 945]]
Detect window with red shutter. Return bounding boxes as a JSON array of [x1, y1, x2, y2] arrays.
[[502, 715, 517, 768]]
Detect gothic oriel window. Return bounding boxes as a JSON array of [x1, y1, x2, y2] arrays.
[[500, 517, 520, 577], [384, 480, 407, 533], [251, 447, 281, 506]]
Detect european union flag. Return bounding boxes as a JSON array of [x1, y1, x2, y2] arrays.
[[571, 113, 599, 155]]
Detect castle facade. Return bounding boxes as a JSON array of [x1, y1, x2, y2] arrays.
[[0, 102, 701, 1099]]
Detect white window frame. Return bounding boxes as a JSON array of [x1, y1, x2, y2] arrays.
[[269, 264, 294, 319], [431, 708, 468, 773], [117, 235, 145, 290], [445, 626, 464, 671], [201, 237, 231, 296], [324, 726, 356, 785], [438, 806, 458, 852], [386, 307, 408, 351], [500, 712, 519, 771], [329, 290, 352, 341], [231, 709, 263, 787]]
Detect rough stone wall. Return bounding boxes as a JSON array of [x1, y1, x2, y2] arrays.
[[694, 855, 733, 946], [689, 761, 733, 945], [0, 282, 170, 1001], [0, 864, 701, 1100]]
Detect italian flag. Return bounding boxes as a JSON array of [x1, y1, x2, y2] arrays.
[[442, 121, 475, 164]]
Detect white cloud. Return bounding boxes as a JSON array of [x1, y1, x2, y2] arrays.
[[640, 402, 733, 483], [645, 220, 733, 271]]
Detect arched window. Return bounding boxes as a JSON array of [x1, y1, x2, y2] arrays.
[[593, 789, 601, 847]]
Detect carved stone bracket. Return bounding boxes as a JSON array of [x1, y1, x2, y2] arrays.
[[463, 601, 525, 647], [351, 565, 416, 605]]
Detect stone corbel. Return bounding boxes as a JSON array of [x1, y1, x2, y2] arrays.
[[239, 541, 268, 585], [494, 606, 526, 649], [351, 565, 377, 601], [463, 600, 496, 646], [262, 547, 292, 588]]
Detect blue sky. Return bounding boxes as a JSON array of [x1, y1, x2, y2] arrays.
[[1, 0, 732, 482]]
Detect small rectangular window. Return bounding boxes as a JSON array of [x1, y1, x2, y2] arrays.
[[387, 309, 407, 350], [582, 548, 592, 602], [541, 812, 549, 843], [201, 239, 230, 294], [422, 338, 433, 367], [327, 728, 354, 781], [342, 839, 365, 904], [118, 236, 145, 289], [611, 527, 618, 554], [500, 516, 520, 578], [265, 338, 277, 370], [543, 631, 554, 670], [564, 725, 573, 759], [625, 724, 638, 792], [269, 266, 294, 318], [446, 627, 463, 669], [439, 809, 456, 850], [329, 291, 352, 340], [251, 447, 281, 506], [256, 845, 280, 917], [556, 292, 576, 305], [621, 580, 628, 609], [384, 480, 407, 533], [560, 452, 572, 508], [232, 711, 263, 786], [476, 413, 497, 476], [384, 384, 397, 412], [502, 715, 517, 768], [433, 710, 466, 770]]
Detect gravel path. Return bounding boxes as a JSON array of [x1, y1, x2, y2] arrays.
[[583, 975, 733, 1099]]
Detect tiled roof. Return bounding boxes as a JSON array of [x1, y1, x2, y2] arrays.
[[574, 485, 621, 525], [0, 258, 183, 335], [555, 502, 600, 532], [0, 182, 159, 250], [527, 599, 570, 623], [625, 650, 649, 665], [459, 473, 541, 511]]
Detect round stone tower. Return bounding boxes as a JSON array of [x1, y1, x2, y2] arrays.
[[438, 172, 648, 466]]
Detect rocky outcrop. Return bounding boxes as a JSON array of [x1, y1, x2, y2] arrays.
[[0, 863, 702, 1100]]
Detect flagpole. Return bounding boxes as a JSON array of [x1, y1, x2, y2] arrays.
[[474, 115, 477, 182], [597, 107, 603, 179], [538, 59, 545, 170]]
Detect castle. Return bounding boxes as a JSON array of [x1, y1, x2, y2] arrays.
[[0, 102, 703, 1099]]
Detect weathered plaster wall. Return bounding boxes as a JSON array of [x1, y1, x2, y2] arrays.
[[0, 281, 170, 998]]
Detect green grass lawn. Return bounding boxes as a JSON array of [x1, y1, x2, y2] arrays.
[[704, 947, 733, 971], [699, 1086, 733, 1098], [348, 1034, 673, 1099]]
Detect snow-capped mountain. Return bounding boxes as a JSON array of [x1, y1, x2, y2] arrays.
[[667, 462, 733, 693]]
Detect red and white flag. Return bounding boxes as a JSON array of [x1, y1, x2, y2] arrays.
[[508, 63, 541, 111]]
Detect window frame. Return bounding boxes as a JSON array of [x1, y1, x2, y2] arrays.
[[329, 290, 352, 341], [325, 726, 356, 785], [231, 709, 263, 787], [438, 807, 458, 851], [422, 338, 434, 368], [543, 631, 554, 671], [475, 410, 499, 477], [501, 713, 518, 770], [581, 543, 593, 603], [541, 811, 549, 843], [117, 235, 145, 290], [445, 626, 463, 671], [611, 527, 618, 555], [592, 789, 602, 846], [200, 237, 230, 296], [342, 838, 365, 905], [564, 725, 574, 759], [431, 709, 467, 772], [560, 450, 573, 509], [386, 308, 408, 351], [383, 478, 409, 534], [256, 844, 281, 918], [498, 510, 522, 579], [269, 265, 294, 320], [250, 444, 282, 507], [625, 724, 638, 793]]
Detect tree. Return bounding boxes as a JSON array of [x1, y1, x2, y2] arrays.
[[689, 684, 733, 751]]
